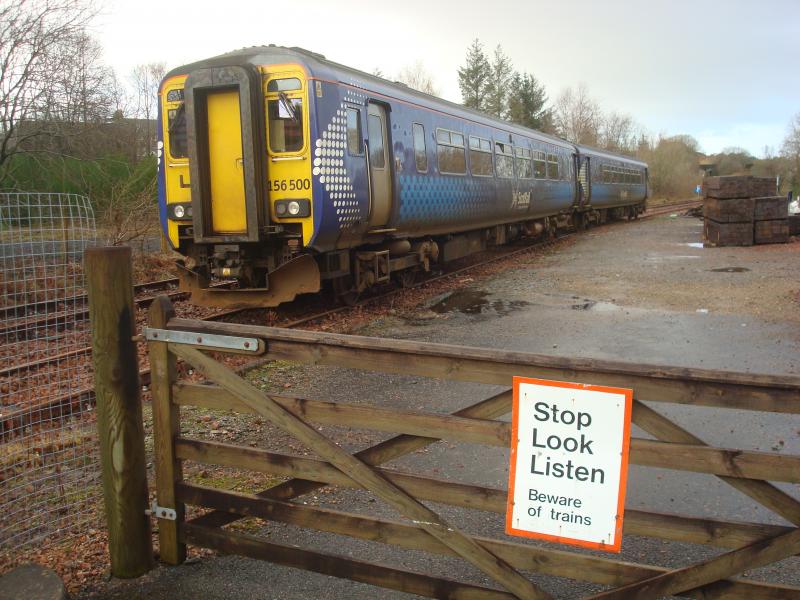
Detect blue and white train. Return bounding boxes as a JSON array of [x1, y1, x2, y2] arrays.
[[158, 45, 648, 307]]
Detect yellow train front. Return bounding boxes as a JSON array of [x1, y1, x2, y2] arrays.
[[158, 46, 648, 308]]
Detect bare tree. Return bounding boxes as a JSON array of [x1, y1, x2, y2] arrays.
[[395, 60, 438, 96], [638, 134, 701, 198], [781, 112, 800, 193], [599, 111, 639, 154], [552, 84, 601, 146], [130, 61, 166, 154], [0, 0, 97, 172]]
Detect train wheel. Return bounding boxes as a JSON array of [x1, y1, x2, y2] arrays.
[[393, 269, 417, 289], [332, 275, 360, 307]]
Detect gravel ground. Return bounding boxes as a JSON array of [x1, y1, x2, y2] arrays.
[[83, 215, 800, 599]]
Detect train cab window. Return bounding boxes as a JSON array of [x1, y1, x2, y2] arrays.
[[346, 108, 363, 155], [515, 147, 532, 179], [469, 135, 493, 177], [547, 153, 559, 179], [167, 103, 187, 159], [413, 123, 427, 172], [436, 128, 466, 175], [367, 114, 386, 168], [533, 150, 546, 179], [495, 142, 514, 178], [268, 95, 304, 153], [267, 78, 302, 92]]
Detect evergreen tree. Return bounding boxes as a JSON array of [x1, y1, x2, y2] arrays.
[[484, 45, 513, 118], [507, 72, 548, 130], [457, 39, 490, 111]]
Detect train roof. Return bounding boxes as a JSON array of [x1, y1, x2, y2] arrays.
[[164, 45, 646, 167], [574, 144, 648, 168]]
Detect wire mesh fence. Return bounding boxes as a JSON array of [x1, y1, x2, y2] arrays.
[[0, 192, 99, 554]]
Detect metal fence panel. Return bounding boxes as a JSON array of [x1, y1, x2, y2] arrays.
[[0, 192, 98, 552]]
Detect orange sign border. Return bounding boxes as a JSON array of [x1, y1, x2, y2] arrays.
[[505, 376, 633, 553]]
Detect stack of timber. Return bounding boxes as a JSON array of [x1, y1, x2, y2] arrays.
[[702, 176, 787, 246], [753, 196, 790, 244]]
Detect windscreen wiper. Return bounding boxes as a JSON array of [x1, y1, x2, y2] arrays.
[[278, 92, 300, 122]]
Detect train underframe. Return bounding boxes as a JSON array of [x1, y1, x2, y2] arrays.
[[176, 202, 645, 309]]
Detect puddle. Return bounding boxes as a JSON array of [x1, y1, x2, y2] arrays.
[[709, 267, 750, 273], [571, 300, 596, 310], [570, 300, 620, 313], [684, 242, 705, 249], [429, 289, 529, 316]]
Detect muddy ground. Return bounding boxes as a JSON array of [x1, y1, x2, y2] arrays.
[[83, 214, 800, 599]]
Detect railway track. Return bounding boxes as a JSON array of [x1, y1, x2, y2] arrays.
[[1, 204, 700, 436]]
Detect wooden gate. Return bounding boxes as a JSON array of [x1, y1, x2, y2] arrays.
[[135, 294, 800, 599]]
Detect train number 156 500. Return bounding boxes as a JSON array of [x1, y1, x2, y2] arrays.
[[267, 178, 311, 192]]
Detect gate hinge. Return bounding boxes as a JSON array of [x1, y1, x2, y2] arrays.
[[146, 501, 176, 521], [143, 327, 263, 353]]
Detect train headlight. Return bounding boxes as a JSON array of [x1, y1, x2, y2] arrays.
[[169, 203, 192, 221], [273, 199, 310, 218]]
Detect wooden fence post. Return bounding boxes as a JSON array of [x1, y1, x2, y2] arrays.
[[85, 246, 153, 578], [148, 295, 186, 565]]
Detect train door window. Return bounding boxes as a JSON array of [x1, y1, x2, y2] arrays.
[[495, 141, 514, 178], [367, 114, 386, 168], [267, 95, 304, 153], [413, 123, 427, 172], [346, 108, 363, 155], [547, 153, 559, 179], [533, 150, 546, 179], [515, 146, 532, 179], [436, 128, 466, 175], [469, 135, 493, 177], [166, 102, 188, 159]]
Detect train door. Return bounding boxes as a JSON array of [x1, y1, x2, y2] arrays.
[[577, 155, 591, 207], [206, 89, 247, 234], [366, 103, 392, 228]]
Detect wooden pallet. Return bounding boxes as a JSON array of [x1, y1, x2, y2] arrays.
[[704, 218, 753, 246], [754, 219, 789, 244], [703, 176, 776, 199], [703, 197, 754, 223], [753, 196, 789, 220]]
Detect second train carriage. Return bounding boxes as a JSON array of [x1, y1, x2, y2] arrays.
[[158, 46, 648, 307]]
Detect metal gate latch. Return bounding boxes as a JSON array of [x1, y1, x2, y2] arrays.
[[146, 501, 176, 521]]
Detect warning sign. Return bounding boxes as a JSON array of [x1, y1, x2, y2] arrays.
[[505, 376, 632, 552]]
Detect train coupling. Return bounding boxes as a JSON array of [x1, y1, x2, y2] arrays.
[[176, 254, 321, 309]]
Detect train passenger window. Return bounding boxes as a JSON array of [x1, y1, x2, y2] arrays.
[[533, 150, 546, 179], [267, 78, 302, 92], [436, 129, 466, 175], [515, 147, 532, 179], [495, 142, 514, 178], [346, 108, 363, 155], [413, 123, 427, 172], [367, 114, 386, 168], [268, 96, 304, 153], [469, 135, 493, 177], [547, 154, 559, 179]]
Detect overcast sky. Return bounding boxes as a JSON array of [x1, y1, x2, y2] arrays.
[[95, 0, 799, 157]]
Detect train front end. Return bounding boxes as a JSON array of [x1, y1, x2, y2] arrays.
[[158, 56, 320, 308]]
